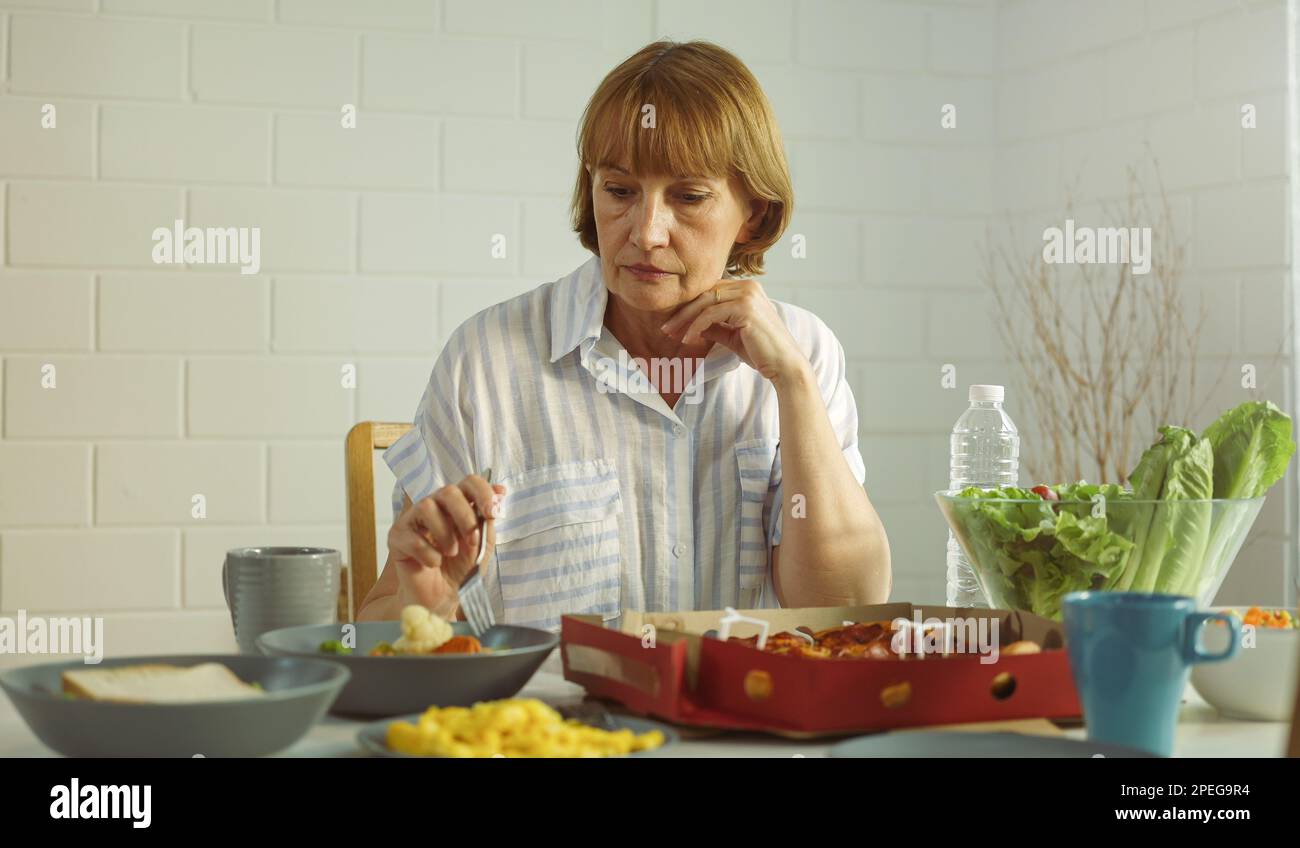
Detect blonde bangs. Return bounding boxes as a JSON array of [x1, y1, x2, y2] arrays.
[[570, 40, 793, 277]]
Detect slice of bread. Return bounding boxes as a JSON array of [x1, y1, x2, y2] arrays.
[[62, 662, 265, 703]]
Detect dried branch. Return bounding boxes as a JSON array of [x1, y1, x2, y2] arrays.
[[980, 154, 1242, 485]]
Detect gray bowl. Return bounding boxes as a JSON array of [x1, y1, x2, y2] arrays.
[[0, 654, 349, 757], [256, 621, 558, 718], [356, 713, 679, 757]]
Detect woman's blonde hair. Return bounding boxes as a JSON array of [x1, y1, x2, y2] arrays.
[[570, 40, 793, 277]]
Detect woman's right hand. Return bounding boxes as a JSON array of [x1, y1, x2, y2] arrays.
[[386, 473, 506, 620]]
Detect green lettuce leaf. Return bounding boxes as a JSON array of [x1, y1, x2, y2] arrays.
[[952, 485, 1135, 619], [1110, 430, 1173, 589], [1053, 509, 1134, 578], [1020, 555, 1095, 623], [1190, 401, 1298, 596], [1202, 400, 1295, 499], [1128, 426, 1208, 592], [1151, 436, 1214, 593]]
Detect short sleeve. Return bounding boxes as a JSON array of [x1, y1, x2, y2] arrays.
[[768, 308, 867, 548], [382, 340, 476, 524]]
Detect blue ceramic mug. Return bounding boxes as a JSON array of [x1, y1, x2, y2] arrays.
[[1062, 591, 1240, 757]]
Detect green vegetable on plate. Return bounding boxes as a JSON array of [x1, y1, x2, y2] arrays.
[[318, 639, 352, 656]]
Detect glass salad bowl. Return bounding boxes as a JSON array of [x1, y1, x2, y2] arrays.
[[935, 490, 1265, 621]]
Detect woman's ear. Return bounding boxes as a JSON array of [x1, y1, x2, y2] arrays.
[[735, 197, 771, 245]]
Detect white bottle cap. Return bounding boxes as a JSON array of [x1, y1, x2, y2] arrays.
[[969, 384, 1004, 402]]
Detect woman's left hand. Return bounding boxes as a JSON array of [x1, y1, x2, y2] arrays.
[[660, 279, 809, 382]]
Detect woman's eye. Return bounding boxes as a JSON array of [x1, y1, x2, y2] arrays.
[[603, 186, 632, 198], [680, 193, 710, 204]]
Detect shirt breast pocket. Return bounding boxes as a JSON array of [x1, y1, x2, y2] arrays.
[[489, 458, 623, 632], [735, 438, 780, 607]]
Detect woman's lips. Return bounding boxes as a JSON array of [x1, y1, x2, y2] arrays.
[[624, 264, 674, 281]]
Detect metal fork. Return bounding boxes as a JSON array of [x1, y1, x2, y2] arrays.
[[458, 468, 496, 637]]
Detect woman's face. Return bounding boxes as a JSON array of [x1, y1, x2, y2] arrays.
[[591, 163, 763, 315]]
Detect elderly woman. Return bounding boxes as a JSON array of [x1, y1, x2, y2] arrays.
[[359, 40, 890, 629]]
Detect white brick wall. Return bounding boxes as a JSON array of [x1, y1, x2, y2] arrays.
[[9, 14, 185, 99], [358, 193, 518, 273], [8, 183, 183, 266], [267, 442, 345, 523], [275, 113, 439, 189], [0, 443, 91, 526], [362, 36, 517, 115], [99, 273, 268, 351], [0, 97, 92, 177], [95, 442, 265, 524], [190, 25, 354, 106], [0, 0, 1293, 661], [186, 357, 354, 437], [4, 356, 183, 436], [188, 188, 354, 271], [101, 105, 271, 183], [272, 277, 437, 352], [0, 529, 179, 612], [0, 272, 93, 349]]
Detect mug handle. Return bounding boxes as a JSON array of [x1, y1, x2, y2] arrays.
[[221, 556, 236, 631], [1183, 611, 1240, 664]]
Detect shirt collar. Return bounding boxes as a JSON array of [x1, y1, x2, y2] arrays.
[[549, 255, 607, 363]]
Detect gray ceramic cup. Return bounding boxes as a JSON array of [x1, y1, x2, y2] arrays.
[[223, 547, 340, 654]]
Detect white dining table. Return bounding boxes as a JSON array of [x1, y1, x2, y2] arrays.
[[0, 653, 1290, 758]]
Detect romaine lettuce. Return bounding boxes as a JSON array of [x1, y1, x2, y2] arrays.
[[1187, 401, 1296, 596], [1203, 400, 1295, 499], [1126, 427, 1209, 592]]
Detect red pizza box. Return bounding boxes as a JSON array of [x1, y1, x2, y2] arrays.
[[561, 603, 1081, 735]]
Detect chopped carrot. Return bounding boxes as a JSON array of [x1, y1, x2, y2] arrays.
[[1228, 606, 1297, 629], [433, 635, 483, 654]]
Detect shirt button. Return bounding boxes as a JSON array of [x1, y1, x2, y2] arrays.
[[672, 542, 687, 558], [672, 424, 686, 437]]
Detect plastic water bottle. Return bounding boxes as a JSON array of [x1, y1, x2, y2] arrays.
[[946, 384, 1020, 607]]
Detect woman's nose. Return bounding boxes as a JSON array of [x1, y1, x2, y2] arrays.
[[630, 195, 670, 250]]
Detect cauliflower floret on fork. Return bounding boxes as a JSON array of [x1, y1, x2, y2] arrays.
[[392, 604, 454, 654]]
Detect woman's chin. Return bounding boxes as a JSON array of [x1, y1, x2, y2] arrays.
[[611, 282, 685, 313]]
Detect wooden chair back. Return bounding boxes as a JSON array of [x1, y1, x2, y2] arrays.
[[339, 421, 412, 621]]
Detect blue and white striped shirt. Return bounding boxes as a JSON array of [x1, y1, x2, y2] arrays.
[[383, 255, 866, 632]]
